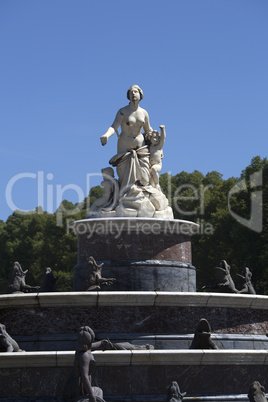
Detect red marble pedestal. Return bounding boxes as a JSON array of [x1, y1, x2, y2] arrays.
[[71, 218, 199, 292]]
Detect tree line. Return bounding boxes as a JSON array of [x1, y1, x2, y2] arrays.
[[0, 156, 267, 294]]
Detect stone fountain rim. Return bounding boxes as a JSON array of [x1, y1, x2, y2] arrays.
[[71, 217, 199, 225], [0, 291, 267, 310], [70, 217, 200, 235], [0, 349, 267, 368]]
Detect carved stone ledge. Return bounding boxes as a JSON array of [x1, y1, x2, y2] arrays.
[[0, 350, 268, 368], [0, 292, 268, 310]]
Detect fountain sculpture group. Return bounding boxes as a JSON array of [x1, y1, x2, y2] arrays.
[[0, 85, 267, 401]]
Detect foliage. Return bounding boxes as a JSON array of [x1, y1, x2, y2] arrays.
[[0, 157, 267, 294], [160, 156, 268, 294], [0, 206, 78, 293]]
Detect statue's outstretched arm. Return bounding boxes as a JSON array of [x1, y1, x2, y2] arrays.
[[159, 125, 166, 147], [100, 109, 123, 146]]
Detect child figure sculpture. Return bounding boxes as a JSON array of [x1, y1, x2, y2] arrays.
[[89, 167, 119, 214], [148, 125, 166, 189]]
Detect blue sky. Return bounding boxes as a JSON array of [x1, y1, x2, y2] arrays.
[[1, 0, 268, 221]]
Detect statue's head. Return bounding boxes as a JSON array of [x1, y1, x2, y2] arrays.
[[166, 381, 186, 401], [248, 381, 266, 401], [101, 167, 115, 178], [77, 326, 95, 349], [149, 130, 160, 146], [243, 267, 252, 280], [127, 85, 143, 101], [0, 323, 6, 335], [12, 261, 28, 277], [195, 318, 211, 335]]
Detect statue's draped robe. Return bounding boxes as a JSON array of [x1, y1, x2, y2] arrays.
[[109, 145, 150, 196]]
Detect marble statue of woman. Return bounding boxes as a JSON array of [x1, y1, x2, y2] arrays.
[[95, 85, 173, 218], [101, 85, 152, 196]]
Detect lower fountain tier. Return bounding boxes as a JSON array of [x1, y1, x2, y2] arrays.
[[0, 350, 267, 400], [0, 293, 267, 400], [1, 292, 267, 337], [71, 218, 199, 291]]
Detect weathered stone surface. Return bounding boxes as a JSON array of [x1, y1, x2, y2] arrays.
[[75, 219, 195, 263], [0, 364, 267, 399], [0, 367, 69, 398], [1, 305, 267, 337]]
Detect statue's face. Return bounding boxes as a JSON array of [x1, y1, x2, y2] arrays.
[[151, 131, 160, 145], [78, 329, 92, 346], [129, 86, 140, 102]]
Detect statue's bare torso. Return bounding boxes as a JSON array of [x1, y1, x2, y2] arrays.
[[112, 105, 150, 153]]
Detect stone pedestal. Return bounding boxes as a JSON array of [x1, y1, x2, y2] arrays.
[[71, 218, 199, 292]]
